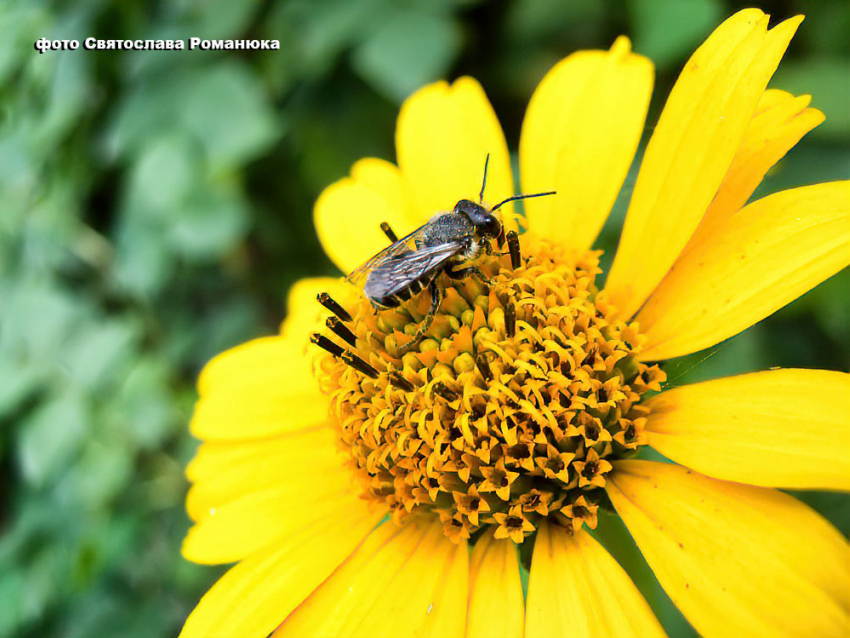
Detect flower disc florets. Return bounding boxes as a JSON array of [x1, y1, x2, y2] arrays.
[[313, 234, 665, 543]]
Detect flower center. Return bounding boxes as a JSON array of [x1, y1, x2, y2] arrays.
[[311, 233, 665, 543]]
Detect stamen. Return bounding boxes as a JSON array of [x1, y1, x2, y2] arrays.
[[310, 333, 344, 357], [434, 382, 459, 402], [317, 292, 352, 323], [506, 230, 521, 269], [380, 222, 398, 243], [313, 233, 666, 542], [340, 351, 380, 379], [327, 317, 357, 348], [475, 353, 493, 382], [505, 301, 516, 338], [581, 345, 598, 366], [390, 372, 414, 392]]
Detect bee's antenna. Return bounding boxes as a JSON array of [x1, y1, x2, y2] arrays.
[[491, 190, 556, 213], [479, 153, 490, 204]]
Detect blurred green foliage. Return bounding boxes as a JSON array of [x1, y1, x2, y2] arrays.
[[0, 0, 847, 636]]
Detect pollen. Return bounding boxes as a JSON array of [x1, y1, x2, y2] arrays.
[[311, 233, 665, 542]]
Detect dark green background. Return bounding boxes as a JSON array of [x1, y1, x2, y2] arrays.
[[1, 0, 847, 636]]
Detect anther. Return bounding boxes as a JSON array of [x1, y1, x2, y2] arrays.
[[505, 301, 517, 338], [380, 222, 398, 243], [390, 372, 415, 392], [475, 353, 493, 382], [506, 230, 521, 269], [341, 351, 380, 379], [310, 333, 345, 358], [434, 382, 459, 402], [327, 316, 357, 348], [317, 292, 352, 323]]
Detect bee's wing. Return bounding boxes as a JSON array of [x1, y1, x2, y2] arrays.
[[346, 224, 431, 287], [363, 241, 463, 300]]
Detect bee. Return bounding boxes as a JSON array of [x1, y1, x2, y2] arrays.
[[346, 157, 555, 354]]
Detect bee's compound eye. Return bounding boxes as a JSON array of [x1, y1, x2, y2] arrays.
[[483, 214, 501, 237]]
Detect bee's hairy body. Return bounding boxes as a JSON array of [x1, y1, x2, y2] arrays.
[[342, 159, 553, 356], [366, 209, 487, 310]]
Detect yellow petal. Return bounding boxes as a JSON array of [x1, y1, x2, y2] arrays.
[[396, 78, 517, 232], [185, 426, 345, 521], [698, 89, 824, 232], [467, 532, 524, 638], [520, 37, 653, 251], [525, 522, 666, 638], [607, 460, 850, 638], [183, 466, 362, 564], [179, 498, 383, 638], [645, 369, 850, 491], [279, 276, 357, 344], [314, 158, 422, 275], [190, 336, 328, 441], [605, 10, 802, 318], [275, 520, 468, 638], [636, 181, 850, 361]]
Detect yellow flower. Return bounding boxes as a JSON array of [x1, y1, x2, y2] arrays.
[[180, 9, 850, 638]]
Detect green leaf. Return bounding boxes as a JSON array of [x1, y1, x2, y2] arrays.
[[113, 152, 181, 297], [0, 570, 26, 636], [109, 63, 279, 169], [113, 358, 179, 449], [181, 63, 281, 170], [60, 439, 133, 509], [112, 218, 175, 298], [0, 357, 44, 418], [352, 10, 463, 103], [125, 135, 199, 220], [59, 319, 140, 391], [0, 4, 50, 86], [772, 58, 850, 140], [168, 179, 248, 260], [18, 391, 89, 487], [627, 0, 723, 70], [1, 280, 85, 370], [178, 0, 263, 40]]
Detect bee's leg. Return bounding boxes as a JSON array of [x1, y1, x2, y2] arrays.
[[446, 264, 488, 285], [380, 222, 398, 244], [396, 280, 442, 356]]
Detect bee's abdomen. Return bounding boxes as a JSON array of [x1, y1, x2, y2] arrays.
[[371, 274, 431, 309]]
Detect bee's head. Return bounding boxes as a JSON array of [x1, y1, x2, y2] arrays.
[[455, 199, 502, 238]]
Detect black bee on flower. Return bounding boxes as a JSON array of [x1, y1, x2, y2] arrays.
[[344, 157, 555, 353]]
